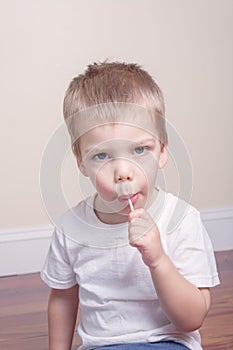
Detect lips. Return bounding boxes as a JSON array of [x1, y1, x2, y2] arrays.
[[130, 193, 139, 205], [118, 193, 139, 204]]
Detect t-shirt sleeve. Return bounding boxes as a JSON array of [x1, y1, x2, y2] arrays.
[[40, 227, 77, 289], [167, 208, 220, 288]]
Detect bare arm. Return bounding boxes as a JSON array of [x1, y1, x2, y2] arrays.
[[129, 209, 211, 332], [149, 254, 210, 331], [48, 284, 79, 350]]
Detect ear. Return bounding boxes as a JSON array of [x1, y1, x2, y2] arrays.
[[72, 145, 88, 177], [159, 144, 168, 169]]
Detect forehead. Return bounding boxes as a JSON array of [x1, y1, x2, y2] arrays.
[[68, 102, 161, 143], [79, 122, 158, 154]]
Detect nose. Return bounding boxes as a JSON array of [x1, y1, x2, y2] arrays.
[[114, 161, 133, 182]]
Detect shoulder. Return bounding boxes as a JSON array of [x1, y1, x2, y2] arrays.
[[161, 191, 209, 250], [53, 196, 94, 241], [57, 196, 93, 226], [53, 195, 117, 247], [157, 190, 199, 234], [161, 192, 220, 287]]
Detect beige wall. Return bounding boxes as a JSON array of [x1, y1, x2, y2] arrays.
[[1, 0, 233, 229]]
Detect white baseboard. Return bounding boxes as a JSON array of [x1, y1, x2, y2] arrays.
[[0, 226, 53, 277], [200, 207, 233, 252], [0, 207, 232, 276]]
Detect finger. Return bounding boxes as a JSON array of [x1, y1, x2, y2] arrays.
[[128, 208, 146, 222], [130, 238, 144, 248], [128, 218, 152, 242], [129, 218, 151, 232]]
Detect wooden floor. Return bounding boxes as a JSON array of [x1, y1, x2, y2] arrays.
[[0, 251, 232, 350]]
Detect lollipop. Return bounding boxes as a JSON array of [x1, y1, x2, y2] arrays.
[[128, 197, 134, 212]]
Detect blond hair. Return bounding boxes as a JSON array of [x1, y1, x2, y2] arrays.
[[63, 61, 168, 153]]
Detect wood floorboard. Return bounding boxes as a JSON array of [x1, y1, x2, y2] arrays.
[[0, 251, 232, 349], [200, 250, 233, 349]]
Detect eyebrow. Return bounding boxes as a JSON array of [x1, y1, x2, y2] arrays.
[[83, 146, 106, 156], [83, 137, 157, 155], [137, 137, 156, 144]]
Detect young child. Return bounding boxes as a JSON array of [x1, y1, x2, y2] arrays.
[[41, 62, 219, 350]]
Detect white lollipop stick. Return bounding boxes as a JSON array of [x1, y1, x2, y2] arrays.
[[128, 198, 134, 211]]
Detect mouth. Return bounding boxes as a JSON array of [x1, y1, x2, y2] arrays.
[[118, 193, 139, 205]]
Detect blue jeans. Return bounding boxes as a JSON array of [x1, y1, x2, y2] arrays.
[[94, 341, 189, 349]]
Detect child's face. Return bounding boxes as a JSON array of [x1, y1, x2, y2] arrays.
[[75, 122, 167, 223]]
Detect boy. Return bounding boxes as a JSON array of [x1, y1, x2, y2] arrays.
[[41, 62, 219, 350]]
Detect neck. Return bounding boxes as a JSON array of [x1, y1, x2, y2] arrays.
[[94, 196, 129, 224]]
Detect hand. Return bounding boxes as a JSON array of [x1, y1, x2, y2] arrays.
[[128, 208, 166, 268]]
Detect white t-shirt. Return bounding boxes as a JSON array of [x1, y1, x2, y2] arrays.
[[41, 189, 219, 350]]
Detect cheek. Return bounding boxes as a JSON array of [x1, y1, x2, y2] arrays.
[[96, 180, 111, 196], [91, 166, 113, 197], [136, 154, 159, 182]]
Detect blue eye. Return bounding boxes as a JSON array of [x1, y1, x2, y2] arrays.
[[134, 146, 146, 154], [94, 152, 109, 161]]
